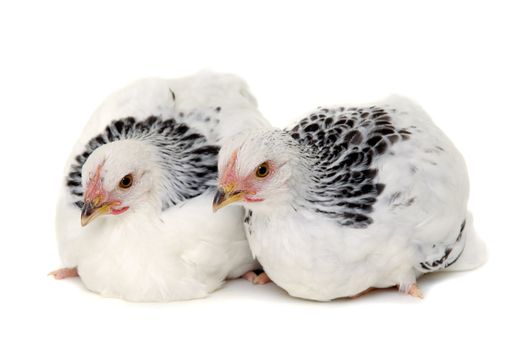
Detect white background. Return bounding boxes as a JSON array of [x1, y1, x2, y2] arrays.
[[1, 1, 525, 349]]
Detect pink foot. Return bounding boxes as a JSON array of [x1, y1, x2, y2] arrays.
[[407, 283, 424, 298], [48, 267, 78, 280], [253, 272, 271, 285], [242, 271, 258, 283], [398, 283, 424, 298], [350, 284, 423, 300], [241, 271, 272, 285]]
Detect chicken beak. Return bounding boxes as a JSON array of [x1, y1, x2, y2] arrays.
[[212, 185, 244, 212], [81, 199, 112, 227]]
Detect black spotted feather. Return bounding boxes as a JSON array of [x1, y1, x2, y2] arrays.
[[288, 106, 411, 228], [66, 116, 219, 210]]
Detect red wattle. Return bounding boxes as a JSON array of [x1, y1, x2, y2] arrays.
[[245, 196, 263, 203], [111, 207, 129, 215]]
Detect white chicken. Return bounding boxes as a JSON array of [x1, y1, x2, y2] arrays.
[[52, 71, 269, 301], [214, 96, 487, 301]]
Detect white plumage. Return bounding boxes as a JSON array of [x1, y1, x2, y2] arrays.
[[214, 95, 487, 301], [54, 71, 268, 301]]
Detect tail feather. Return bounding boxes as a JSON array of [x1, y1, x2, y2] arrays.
[[444, 212, 487, 272]]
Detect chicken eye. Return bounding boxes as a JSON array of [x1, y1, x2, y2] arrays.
[[119, 174, 133, 189], [255, 162, 270, 178]]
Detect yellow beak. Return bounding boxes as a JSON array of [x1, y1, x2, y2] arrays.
[[212, 185, 244, 212], [81, 200, 112, 227]]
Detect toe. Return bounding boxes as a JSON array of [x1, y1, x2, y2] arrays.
[[48, 267, 78, 280], [241, 271, 258, 283], [253, 272, 271, 285], [407, 284, 424, 298]]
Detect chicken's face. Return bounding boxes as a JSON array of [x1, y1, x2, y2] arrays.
[[80, 140, 158, 226], [213, 129, 300, 212]]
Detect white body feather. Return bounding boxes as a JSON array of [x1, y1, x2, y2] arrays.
[[56, 71, 267, 301]]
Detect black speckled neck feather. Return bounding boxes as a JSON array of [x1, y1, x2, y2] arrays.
[[66, 116, 219, 210]]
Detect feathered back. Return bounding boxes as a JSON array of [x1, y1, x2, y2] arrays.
[[288, 105, 412, 227]]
